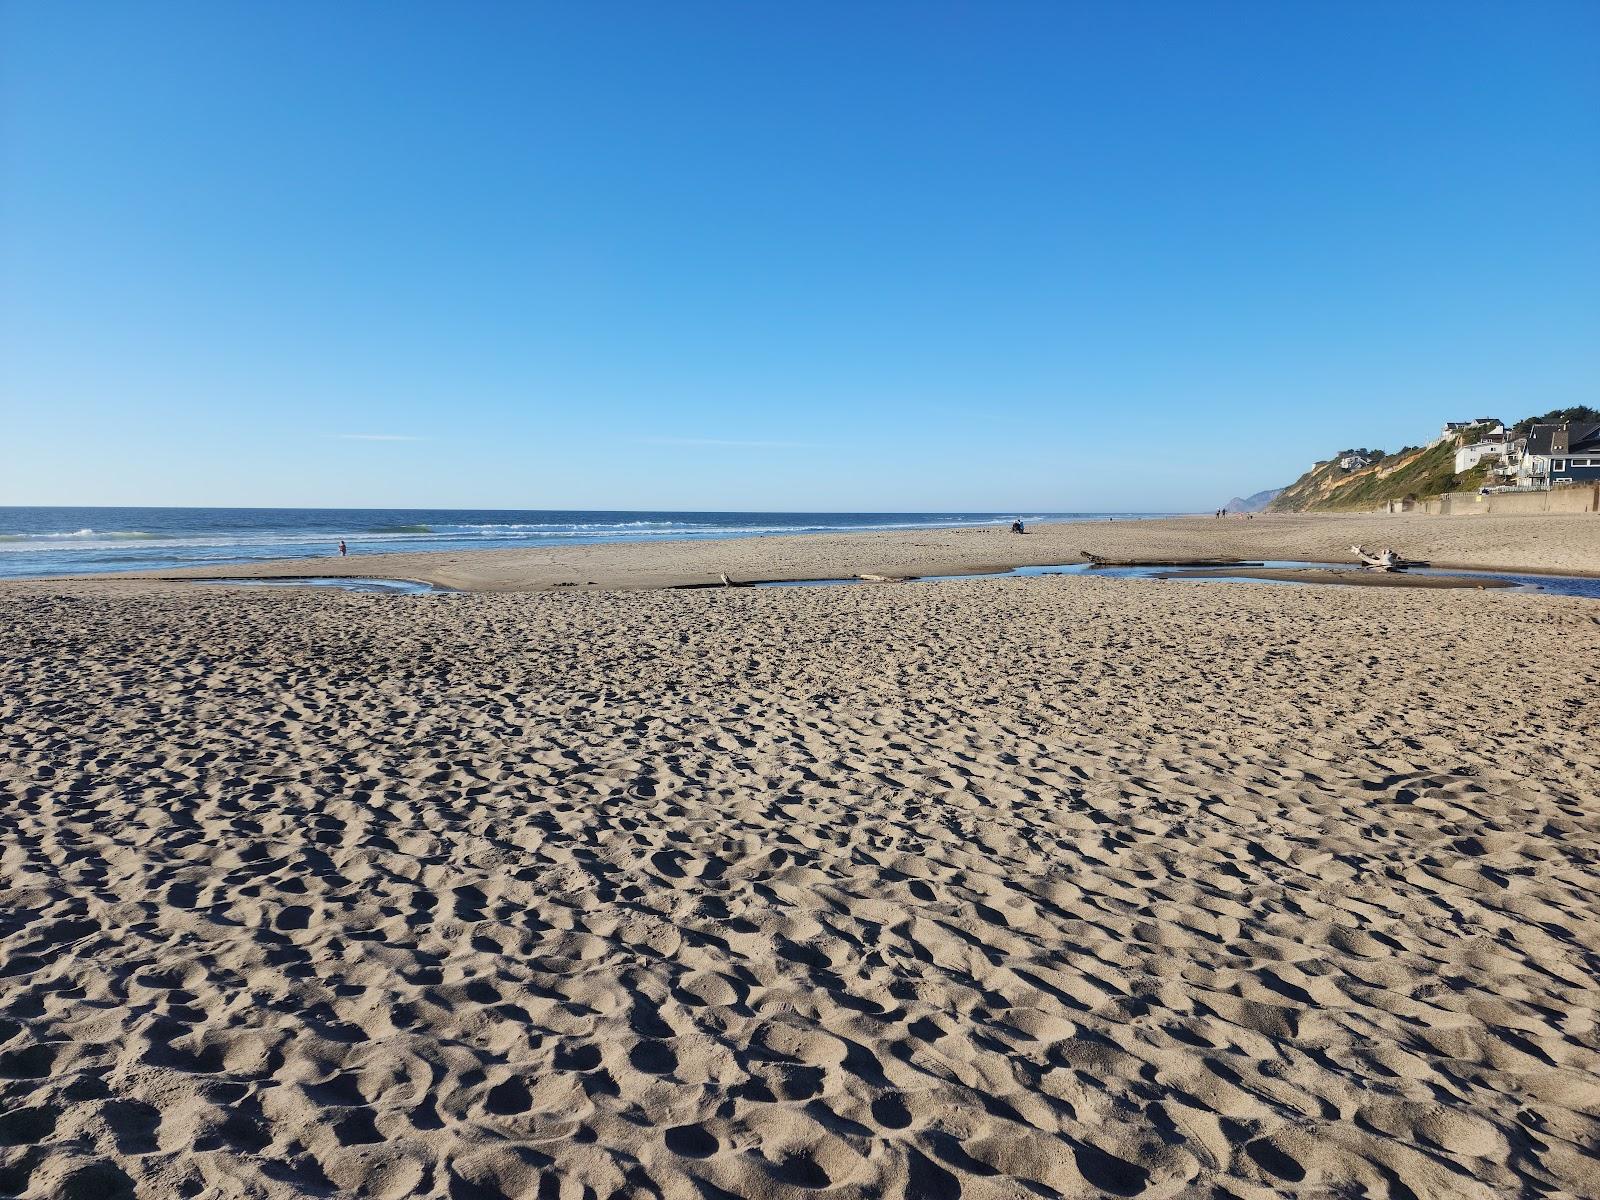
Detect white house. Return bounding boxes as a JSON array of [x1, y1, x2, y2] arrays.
[[1454, 432, 1509, 475], [1339, 452, 1378, 470]]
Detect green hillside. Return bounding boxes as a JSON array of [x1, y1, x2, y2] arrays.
[[1267, 434, 1491, 513], [1259, 407, 1598, 513]]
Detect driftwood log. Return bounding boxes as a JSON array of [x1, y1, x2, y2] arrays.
[[1351, 546, 1400, 571], [1350, 545, 1431, 571], [1081, 552, 1262, 568]]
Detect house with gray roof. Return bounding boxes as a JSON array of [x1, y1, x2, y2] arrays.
[[1517, 422, 1600, 487]]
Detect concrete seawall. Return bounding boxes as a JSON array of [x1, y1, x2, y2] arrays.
[[1383, 484, 1600, 516]]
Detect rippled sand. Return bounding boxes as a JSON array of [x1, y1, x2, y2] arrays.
[[2, 571, 1598, 1198]]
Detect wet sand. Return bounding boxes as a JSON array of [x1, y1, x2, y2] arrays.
[[2, 517, 1599, 1198], [86, 511, 1600, 591], [1166, 567, 1519, 589]]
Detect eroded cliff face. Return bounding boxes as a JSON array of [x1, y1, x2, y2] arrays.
[[1268, 438, 1484, 512]]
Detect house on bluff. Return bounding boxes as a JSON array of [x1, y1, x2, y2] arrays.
[[1516, 422, 1600, 488]]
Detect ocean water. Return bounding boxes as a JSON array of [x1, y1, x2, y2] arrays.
[[0, 508, 1163, 579]]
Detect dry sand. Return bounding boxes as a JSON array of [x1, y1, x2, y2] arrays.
[[4, 520, 1600, 1199], [99, 511, 1600, 591]]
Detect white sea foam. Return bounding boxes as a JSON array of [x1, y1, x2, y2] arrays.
[[0, 511, 1142, 578], [0, 515, 1062, 552], [0, 528, 155, 544]]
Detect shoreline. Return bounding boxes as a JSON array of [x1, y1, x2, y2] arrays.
[[15, 510, 1600, 592]]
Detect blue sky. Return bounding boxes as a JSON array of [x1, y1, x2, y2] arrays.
[[3, 1, 1596, 511]]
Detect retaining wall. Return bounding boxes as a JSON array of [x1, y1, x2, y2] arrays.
[[1382, 485, 1600, 516]]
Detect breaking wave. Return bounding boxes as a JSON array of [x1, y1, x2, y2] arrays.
[[0, 528, 155, 542], [0, 509, 1153, 578]]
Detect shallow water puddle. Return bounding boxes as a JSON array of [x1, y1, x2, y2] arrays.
[[182, 563, 1600, 599], [761, 560, 1600, 599], [189, 577, 448, 595]]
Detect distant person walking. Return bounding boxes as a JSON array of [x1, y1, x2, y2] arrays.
[[338, 539, 347, 557]]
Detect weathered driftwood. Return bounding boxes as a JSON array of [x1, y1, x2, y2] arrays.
[[1351, 545, 1404, 571], [671, 576, 753, 589], [855, 573, 903, 583], [1081, 551, 1262, 568]]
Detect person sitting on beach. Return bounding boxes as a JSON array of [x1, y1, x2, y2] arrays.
[[1010, 519, 1025, 534]]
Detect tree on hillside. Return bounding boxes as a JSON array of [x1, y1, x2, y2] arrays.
[[1510, 407, 1600, 439]]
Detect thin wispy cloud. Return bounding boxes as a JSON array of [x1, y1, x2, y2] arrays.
[[638, 436, 816, 449], [327, 433, 425, 442]]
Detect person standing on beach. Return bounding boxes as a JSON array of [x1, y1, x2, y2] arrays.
[[338, 539, 347, 557]]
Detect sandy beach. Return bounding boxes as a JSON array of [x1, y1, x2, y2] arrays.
[[9, 0, 1597, 1192], [98, 511, 1600, 591], [3, 516, 1599, 1199]]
